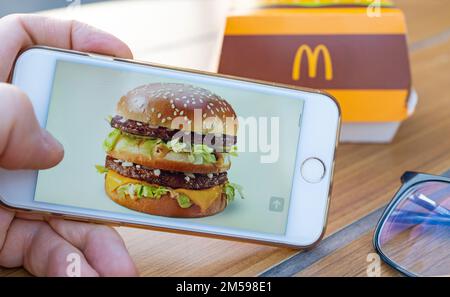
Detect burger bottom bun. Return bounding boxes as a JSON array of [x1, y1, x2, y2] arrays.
[[106, 184, 227, 218]]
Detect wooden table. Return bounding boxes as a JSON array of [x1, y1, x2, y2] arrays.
[[1, 0, 450, 277]]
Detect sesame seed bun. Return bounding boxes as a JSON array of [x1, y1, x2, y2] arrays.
[[116, 83, 238, 137], [106, 183, 227, 218]]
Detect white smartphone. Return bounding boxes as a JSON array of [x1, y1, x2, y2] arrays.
[[0, 47, 340, 248]]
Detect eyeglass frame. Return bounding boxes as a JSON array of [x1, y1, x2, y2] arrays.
[[373, 170, 450, 277]]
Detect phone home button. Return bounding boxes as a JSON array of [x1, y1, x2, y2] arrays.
[[301, 158, 326, 183]]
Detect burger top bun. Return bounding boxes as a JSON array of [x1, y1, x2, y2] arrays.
[[116, 83, 238, 137]]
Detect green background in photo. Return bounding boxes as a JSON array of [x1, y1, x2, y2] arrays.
[[35, 61, 303, 235]]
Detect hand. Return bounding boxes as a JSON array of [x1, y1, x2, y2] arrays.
[[0, 14, 137, 276]]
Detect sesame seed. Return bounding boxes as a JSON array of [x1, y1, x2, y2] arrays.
[[157, 113, 162, 118], [180, 111, 184, 115], [161, 118, 166, 123]]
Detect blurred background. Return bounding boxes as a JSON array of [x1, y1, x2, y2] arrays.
[[0, 0, 114, 17], [0, 0, 231, 71]]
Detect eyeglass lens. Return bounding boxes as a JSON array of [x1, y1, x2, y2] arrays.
[[378, 181, 450, 276]]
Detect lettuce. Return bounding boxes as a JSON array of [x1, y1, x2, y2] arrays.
[[102, 129, 121, 152], [95, 165, 109, 174], [224, 182, 244, 203], [166, 138, 188, 153], [176, 194, 192, 208], [116, 183, 193, 209], [192, 144, 216, 164], [228, 145, 238, 157], [102, 129, 218, 164], [117, 183, 169, 200], [166, 138, 217, 164], [141, 139, 160, 155]]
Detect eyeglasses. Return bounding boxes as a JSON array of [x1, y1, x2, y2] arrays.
[[373, 171, 450, 277]]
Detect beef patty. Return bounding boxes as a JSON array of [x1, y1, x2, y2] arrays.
[[111, 116, 236, 151], [105, 156, 228, 190]]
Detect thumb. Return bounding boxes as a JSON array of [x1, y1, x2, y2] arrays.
[[0, 83, 64, 170]]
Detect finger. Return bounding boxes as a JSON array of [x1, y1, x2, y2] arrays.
[[47, 218, 138, 276], [0, 83, 64, 169], [15, 211, 45, 221], [0, 207, 15, 251], [0, 14, 133, 81], [0, 219, 98, 276]]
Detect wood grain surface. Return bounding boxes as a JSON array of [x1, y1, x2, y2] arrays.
[[395, 0, 450, 44], [1, 0, 450, 277], [296, 232, 400, 277]]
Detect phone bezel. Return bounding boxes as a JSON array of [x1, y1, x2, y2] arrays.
[[0, 47, 340, 248]]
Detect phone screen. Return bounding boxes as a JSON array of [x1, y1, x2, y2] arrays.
[[34, 60, 304, 235]]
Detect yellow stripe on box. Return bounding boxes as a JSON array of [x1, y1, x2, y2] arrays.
[[256, 0, 394, 7], [326, 90, 409, 122], [225, 8, 406, 35]]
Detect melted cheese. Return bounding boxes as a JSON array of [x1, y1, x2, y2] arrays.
[[105, 170, 222, 212], [175, 186, 223, 212]]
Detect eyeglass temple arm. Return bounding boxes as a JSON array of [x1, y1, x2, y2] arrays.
[[401, 171, 418, 183], [401, 169, 450, 183]]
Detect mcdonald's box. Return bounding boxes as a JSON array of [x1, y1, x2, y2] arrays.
[[218, 0, 417, 143]]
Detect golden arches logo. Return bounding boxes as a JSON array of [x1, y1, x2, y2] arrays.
[[292, 44, 334, 81]]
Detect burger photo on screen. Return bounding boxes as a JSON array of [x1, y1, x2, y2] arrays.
[[96, 83, 243, 218]]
